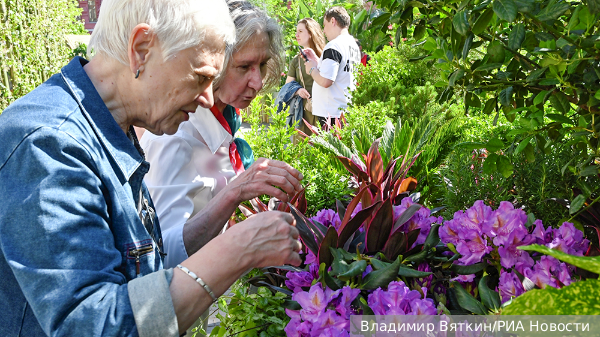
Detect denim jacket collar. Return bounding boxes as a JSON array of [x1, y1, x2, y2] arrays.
[[60, 57, 147, 181]]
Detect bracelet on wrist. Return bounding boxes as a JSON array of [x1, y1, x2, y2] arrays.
[[176, 264, 218, 302], [309, 67, 315, 75]]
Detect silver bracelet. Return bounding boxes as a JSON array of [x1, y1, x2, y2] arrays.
[[176, 264, 217, 302], [309, 67, 315, 75]]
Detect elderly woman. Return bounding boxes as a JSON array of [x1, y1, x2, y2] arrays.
[[0, 0, 302, 336], [140, 0, 290, 270]]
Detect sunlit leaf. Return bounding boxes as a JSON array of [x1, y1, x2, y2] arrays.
[[493, 0, 517, 22]]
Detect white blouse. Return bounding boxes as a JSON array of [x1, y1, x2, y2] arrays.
[[140, 106, 237, 268]]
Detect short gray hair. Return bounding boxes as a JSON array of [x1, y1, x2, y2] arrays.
[[214, 0, 284, 92], [88, 0, 236, 65]]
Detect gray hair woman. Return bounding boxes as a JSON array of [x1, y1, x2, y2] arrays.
[[0, 0, 302, 336], [140, 0, 299, 277]]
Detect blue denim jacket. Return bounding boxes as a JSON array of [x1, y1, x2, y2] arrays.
[[0, 57, 179, 336]]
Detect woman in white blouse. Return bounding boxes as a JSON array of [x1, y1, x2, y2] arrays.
[[140, 0, 296, 269]]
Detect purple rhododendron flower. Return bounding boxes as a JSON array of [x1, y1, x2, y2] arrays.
[[531, 220, 554, 245], [411, 263, 433, 291], [310, 309, 349, 335], [304, 249, 317, 265], [450, 274, 476, 283], [362, 264, 373, 278], [463, 200, 494, 232], [498, 244, 534, 269], [393, 197, 443, 246], [487, 202, 527, 247], [549, 222, 589, 255], [367, 281, 436, 316], [498, 270, 525, 303], [284, 317, 312, 337], [334, 286, 360, 318], [455, 230, 493, 265], [286, 270, 315, 293], [311, 209, 342, 231], [293, 284, 329, 322]]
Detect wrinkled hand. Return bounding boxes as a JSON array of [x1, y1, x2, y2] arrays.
[[227, 158, 303, 204], [296, 88, 311, 99], [229, 211, 302, 267]]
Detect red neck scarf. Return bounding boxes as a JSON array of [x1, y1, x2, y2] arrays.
[[209, 105, 245, 174]]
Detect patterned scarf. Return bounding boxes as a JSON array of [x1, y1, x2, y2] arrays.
[[209, 105, 254, 174]]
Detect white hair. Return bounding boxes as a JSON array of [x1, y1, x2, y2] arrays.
[[213, 0, 284, 92], [88, 0, 236, 65]]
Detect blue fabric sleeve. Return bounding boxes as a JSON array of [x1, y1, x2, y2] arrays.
[[0, 127, 177, 336]]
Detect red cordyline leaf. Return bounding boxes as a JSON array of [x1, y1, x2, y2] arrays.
[[340, 187, 370, 226], [367, 139, 383, 185], [382, 231, 407, 260], [337, 156, 369, 182], [318, 227, 339, 268], [366, 198, 394, 252], [303, 118, 322, 136], [250, 197, 268, 213], [238, 204, 256, 218], [337, 201, 380, 248]]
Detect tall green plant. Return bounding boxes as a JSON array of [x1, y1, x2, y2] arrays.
[[367, 0, 600, 183], [0, 0, 85, 111]]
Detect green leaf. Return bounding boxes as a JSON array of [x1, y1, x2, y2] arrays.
[[524, 143, 535, 162], [413, 22, 426, 41], [518, 244, 600, 274], [465, 92, 482, 108], [536, 2, 570, 21], [483, 153, 499, 174], [527, 67, 547, 83], [398, 264, 433, 277], [451, 281, 487, 315], [462, 33, 474, 60], [569, 194, 587, 215], [448, 69, 466, 87], [514, 0, 535, 12], [479, 274, 501, 310], [589, 0, 600, 15], [457, 141, 487, 150], [453, 10, 470, 36], [361, 256, 400, 290], [533, 90, 549, 105], [472, 8, 495, 35], [482, 98, 496, 115], [493, 0, 518, 22], [514, 136, 532, 154], [545, 113, 573, 125], [371, 12, 391, 28], [475, 63, 504, 72], [450, 262, 487, 274], [497, 155, 514, 178], [580, 165, 599, 176], [337, 259, 368, 280], [508, 23, 525, 50], [548, 91, 571, 114], [486, 137, 505, 152], [499, 86, 513, 106], [487, 41, 505, 63], [502, 279, 600, 315]]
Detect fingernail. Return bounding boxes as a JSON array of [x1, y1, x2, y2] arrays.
[[299, 173, 304, 180]]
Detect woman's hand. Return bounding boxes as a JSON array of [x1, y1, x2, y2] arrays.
[[302, 48, 318, 74], [230, 211, 302, 267], [226, 158, 303, 204], [296, 88, 311, 99]]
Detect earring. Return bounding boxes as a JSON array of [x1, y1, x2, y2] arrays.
[[135, 69, 140, 79]]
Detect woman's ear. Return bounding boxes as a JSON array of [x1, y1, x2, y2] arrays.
[[128, 23, 155, 78]]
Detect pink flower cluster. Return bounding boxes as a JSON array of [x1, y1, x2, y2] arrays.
[[440, 200, 589, 302], [284, 284, 360, 337]]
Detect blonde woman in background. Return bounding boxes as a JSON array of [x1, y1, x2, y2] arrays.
[[285, 18, 326, 135]]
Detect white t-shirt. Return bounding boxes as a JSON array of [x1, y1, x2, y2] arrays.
[[140, 106, 236, 268], [312, 33, 361, 118]]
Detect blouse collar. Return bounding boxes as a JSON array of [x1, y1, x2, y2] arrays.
[[188, 106, 233, 154]]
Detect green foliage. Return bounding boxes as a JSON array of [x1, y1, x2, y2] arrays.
[[0, 0, 86, 111], [367, 0, 600, 184], [243, 94, 351, 216], [352, 45, 441, 121], [501, 278, 600, 315], [209, 278, 290, 337]]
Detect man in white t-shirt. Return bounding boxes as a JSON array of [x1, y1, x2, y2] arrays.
[[302, 6, 360, 127]]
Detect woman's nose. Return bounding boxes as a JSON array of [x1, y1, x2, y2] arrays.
[[248, 67, 264, 92], [196, 82, 214, 108]]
